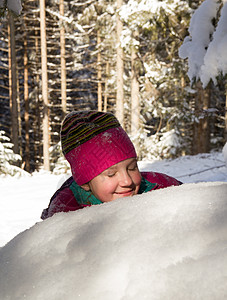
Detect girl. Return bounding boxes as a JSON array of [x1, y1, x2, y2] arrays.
[[41, 111, 181, 219]]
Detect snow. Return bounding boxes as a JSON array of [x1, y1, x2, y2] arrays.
[[178, 0, 219, 84], [120, 0, 188, 22], [200, 2, 227, 86], [0, 151, 227, 299], [0, 0, 22, 14], [179, 0, 227, 87], [223, 142, 227, 166]]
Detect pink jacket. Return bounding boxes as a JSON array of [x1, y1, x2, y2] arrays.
[[41, 172, 181, 220]]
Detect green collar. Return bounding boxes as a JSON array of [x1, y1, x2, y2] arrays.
[[138, 177, 157, 194], [70, 180, 102, 206], [70, 177, 157, 206]]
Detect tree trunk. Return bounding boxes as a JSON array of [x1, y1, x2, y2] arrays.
[[40, 0, 50, 171], [17, 68, 22, 156], [131, 38, 140, 155], [33, 29, 42, 170], [225, 85, 227, 142], [8, 11, 19, 155], [116, 0, 124, 127], [60, 0, 67, 117], [192, 81, 210, 154], [97, 29, 102, 111], [24, 20, 30, 171], [104, 61, 110, 112]]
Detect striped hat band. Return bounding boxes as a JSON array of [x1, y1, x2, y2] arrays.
[[61, 111, 120, 156]]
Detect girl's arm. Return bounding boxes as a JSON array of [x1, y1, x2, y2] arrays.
[[41, 176, 84, 219]]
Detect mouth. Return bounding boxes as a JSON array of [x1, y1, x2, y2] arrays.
[[115, 190, 134, 197]]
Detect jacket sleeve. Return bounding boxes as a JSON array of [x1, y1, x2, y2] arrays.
[[141, 171, 182, 190], [41, 176, 84, 220]]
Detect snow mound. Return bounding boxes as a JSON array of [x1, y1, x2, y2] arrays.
[[0, 182, 227, 300], [223, 142, 227, 166]]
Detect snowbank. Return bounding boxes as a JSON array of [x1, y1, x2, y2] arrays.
[[0, 182, 227, 300], [0, 172, 61, 246], [223, 142, 227, 166]]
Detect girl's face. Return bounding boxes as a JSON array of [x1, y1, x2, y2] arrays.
[[82, 158, 142, 202]]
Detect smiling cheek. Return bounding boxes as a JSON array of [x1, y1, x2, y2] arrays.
[[91, 178, 118, 202], [103, 180, 119, 201], [134, 172, 142, 187], [130, 171, 142, 193]]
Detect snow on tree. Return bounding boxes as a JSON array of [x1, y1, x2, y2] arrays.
[[120, 0, 188, 52], [179, 0, 227, 87], [179, 0, 227, 142], [119, 0, 191, 159], [49, 142, 70, 175], [0, 131, 27, 176], [0, 0, 22, 15]]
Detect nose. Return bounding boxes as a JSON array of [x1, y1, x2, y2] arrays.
[[119, 171, 133, 186]]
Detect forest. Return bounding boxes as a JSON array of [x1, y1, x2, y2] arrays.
[[0, 0, 227, 175]]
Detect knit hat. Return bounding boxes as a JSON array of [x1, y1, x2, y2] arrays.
[[61, 111, 137, 185]]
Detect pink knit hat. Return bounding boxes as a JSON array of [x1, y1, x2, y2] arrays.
[[61, 111, 137, 185]]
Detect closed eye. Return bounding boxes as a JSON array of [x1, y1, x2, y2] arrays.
[[128, 164, 138, 171], [107, 172, 116, 177]]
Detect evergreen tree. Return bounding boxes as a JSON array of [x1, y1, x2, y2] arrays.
[[120, 0, 192, 159], [0, 130, 26, 176]]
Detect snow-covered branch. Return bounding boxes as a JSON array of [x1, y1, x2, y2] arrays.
[[179, 0, 227, 87]]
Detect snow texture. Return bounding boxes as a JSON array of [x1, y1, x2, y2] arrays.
[[0, 151, 227, 300], [0, 182, 227, 300]]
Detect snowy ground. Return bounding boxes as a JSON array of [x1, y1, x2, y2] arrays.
[[0, 151, 227, 299]]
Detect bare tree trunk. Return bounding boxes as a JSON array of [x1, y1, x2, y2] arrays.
[[225, 85, 227, 142], [16, 68, 22, 156], [192, 81, 210, 154], [97, 29, 102, 111], [40, 0, 50, 171], [34, 29, 42, 170], [8, 11, 19, 154], [131, 39, 140, 155], [24, 21, 30, 171], [60, 0, 67, 117], [104, 61, 110, 112], [116, 0, 124, 127]]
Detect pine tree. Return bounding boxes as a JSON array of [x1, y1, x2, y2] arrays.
[[120, 0, 192, 159], [0, 130, 25, 176]]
